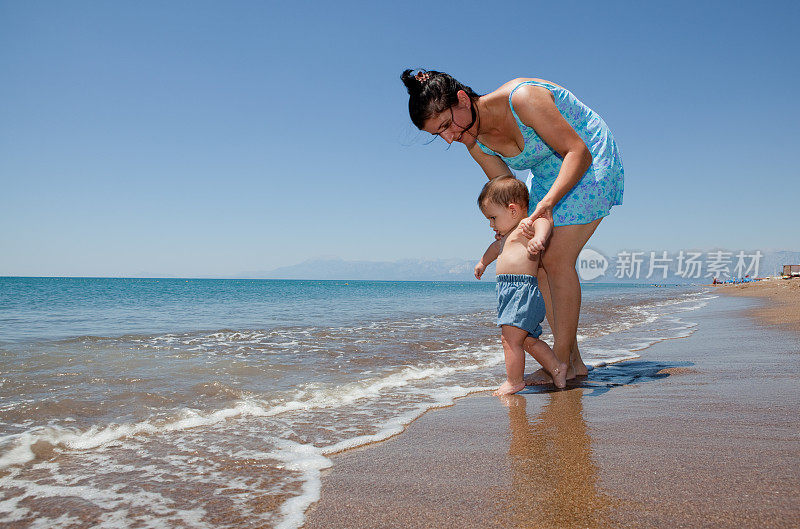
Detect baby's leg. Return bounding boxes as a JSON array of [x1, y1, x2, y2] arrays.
[[493, 325, 528, 396], [523, 338, 585, 384], [524, 337, 567, 389]]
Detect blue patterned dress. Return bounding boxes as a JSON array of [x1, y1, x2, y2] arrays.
[[476, 80, 624, 226]]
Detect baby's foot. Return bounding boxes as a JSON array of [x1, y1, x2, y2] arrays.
[[524, 368, 553, 385], [551, 362, 568, 389], [493, 380, 526, 396], [526, 365, 579, 386]]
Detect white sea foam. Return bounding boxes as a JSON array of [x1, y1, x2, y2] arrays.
[[268, 383, 494, 529], [267, 439, 332, 529], [27, 513, 84, 529], [584, 352, 640, 367], [0, 465, 211, 528]]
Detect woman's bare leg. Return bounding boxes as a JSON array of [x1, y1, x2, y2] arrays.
[[540, 218, 602, 378], [571, 341, 588, 375], [539, 267, 589, 375], [523, 269, 588, 384]]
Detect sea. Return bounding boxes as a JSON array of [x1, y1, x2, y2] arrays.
[[0, 277, 715, 528]]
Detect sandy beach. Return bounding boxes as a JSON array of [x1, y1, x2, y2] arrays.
[[717, 277, 800, 333], [303, 285, 800, 528]]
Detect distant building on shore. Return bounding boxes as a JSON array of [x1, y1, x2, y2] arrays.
[[782, 264, 800, 278]]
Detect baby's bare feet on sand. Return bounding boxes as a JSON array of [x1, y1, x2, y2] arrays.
[[524, 369, 553, 385], [524, 365, 568, 388], [493, 380, 525, 396], [551, 362, 568, 389], [525, 365, 580, 386]]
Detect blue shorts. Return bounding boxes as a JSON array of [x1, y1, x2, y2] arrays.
[[496, 274, 546, 338]]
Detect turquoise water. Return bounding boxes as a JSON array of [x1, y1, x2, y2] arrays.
[[0, 277, 497, 342], [0, 277, 683, 342]]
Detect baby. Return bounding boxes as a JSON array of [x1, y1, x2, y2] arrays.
[[474, 176, 567, 395]]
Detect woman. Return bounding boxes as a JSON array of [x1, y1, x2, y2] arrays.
[[401, 69, 623, 382]]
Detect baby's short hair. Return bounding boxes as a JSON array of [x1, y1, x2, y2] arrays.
[[478, 176, 529, 211]]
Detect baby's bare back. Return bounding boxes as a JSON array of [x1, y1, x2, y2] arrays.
[[496, 225, 541, 276]]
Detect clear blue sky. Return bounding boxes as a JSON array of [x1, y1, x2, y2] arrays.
[[1, 0, 798, 277]]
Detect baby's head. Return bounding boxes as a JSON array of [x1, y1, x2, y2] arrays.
[[478, 177, 529, 237]]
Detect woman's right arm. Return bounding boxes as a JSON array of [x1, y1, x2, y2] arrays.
[[467, 143, 513, 180]]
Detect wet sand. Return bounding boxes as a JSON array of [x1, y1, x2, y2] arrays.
[[303, 294, 800, 528], [717, 277, 800, 332]]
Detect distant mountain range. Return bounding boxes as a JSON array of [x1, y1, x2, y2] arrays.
[[238, 250, 799, 283]]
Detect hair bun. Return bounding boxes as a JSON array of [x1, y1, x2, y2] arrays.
[[401, 69, 425, 94]]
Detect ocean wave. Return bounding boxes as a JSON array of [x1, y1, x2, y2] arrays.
[[40, 310, 496, 351], [0, 345, 502, 471]]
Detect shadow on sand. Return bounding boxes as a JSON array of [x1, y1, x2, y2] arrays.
[[519, 360, 696, 396]]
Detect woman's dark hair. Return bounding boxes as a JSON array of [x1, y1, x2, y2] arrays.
[[401, 69, 481, 130]]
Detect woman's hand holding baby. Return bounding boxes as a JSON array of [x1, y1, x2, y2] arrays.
[[520, 218, 547, 254], [528, 200, 554, 224], [521, 206, 554, 258], [519, 217, 536, 238], [521, 200, 555, 237]]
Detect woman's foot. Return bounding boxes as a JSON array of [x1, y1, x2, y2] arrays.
[[572, 357, 589, 377], [570, 344, 589, 376]]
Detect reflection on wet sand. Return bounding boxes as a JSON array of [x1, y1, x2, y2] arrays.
[[502, 390, 612, 528]]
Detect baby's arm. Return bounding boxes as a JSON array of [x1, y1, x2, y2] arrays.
[[475, 239, 502, 280], [527, 217, 553, 255]]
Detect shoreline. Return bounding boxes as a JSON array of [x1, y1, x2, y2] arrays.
[[303, 292, 800, 528]]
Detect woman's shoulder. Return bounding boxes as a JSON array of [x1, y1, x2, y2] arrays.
[[480, 79, 535, 110], [485, 78, 533, 99], [488, 78, 566, 109], [495, 78, 565, 93]]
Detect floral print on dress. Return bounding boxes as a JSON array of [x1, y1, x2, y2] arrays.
[[476, 81, 624, 226]]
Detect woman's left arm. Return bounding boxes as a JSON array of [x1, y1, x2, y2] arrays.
[[512, 85, 592, 221]]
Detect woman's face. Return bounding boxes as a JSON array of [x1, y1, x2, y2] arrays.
[[422, 91, 477, 147]]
